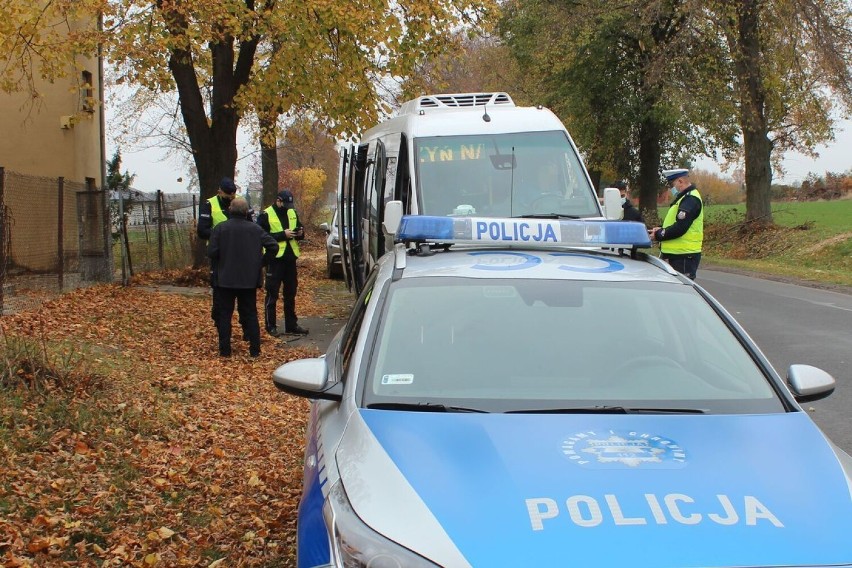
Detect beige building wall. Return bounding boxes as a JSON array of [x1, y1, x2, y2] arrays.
[[0, 51, 103, 184], [0, 17, 105, 273]]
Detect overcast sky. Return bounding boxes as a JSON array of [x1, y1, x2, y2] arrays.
[[112, 116, 852, 194]]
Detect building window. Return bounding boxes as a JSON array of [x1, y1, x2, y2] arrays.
[[82, 71, 94, 112]]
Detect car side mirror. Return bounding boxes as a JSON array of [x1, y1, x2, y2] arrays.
[[787, 364, 835, 403], [320, 222, 330, 234], [272, 357, 342, 401], [602, 187, 622, 220], [383, 200, 404, 236]]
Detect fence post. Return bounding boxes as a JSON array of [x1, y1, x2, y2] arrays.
[[0, 167, 4, 314], [157, 190, 164, 269], [58, 177, 65, 291]]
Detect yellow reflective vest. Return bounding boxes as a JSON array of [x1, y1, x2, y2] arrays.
[[661, 189, 704, 255], [208, 196, 228, 228], [264, 206, 300, 258]]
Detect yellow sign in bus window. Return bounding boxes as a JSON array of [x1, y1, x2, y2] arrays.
[[419, 143, 485, 162]]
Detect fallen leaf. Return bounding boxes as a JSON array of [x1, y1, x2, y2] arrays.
[[27, 538, 51, 553], [157, 527, 175, 539]]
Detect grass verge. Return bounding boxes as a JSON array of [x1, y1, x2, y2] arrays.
[[658, 200, 852, 289]]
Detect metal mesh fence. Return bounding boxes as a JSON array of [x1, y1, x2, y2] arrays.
[[0, 168, 112, 315], [0, 168, 197, 315], [114, 191, 197, 276]]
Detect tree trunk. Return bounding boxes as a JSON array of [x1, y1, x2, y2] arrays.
[[163, 17, 258, 266], [587, 168, 602, 195], [637, 111, 662, 225], [259, 112, 280, 209], [736, 0, 774, 225], [742, 128, 773, 224]]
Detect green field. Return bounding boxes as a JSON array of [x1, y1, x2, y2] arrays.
[[659, 199, 852, 287]]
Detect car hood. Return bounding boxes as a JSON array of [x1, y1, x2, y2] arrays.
[[336, 410, 852, 568]]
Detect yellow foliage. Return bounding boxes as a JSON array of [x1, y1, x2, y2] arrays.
[[286, 167, 327, 225], [0, 0, 104, 97], [2, 0, 497, 138], [295, 168, 326, 197], [2, 0, 497, 204], [691, 168, 743, 205]]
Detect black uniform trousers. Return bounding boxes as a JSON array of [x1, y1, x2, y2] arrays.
[[213, 286, 261, 356], [661, 252, 702, 280], [264, 254, 298, 332], [210, 275, 249, 338]]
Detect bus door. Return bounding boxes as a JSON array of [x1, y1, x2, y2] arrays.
[[394, 134, 410, 214], [368, 140, 387, 266], [350, 144, 370, 293], [337, 146, 355, 292]]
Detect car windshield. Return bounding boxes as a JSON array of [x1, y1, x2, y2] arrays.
[[414, 131, 600, 218], [363, 278, 783, 414]]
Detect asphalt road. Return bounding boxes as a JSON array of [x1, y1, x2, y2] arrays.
[[698, 268, 852, 454]]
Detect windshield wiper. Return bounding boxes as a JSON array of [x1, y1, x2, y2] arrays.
[[628, 407, 706, 414], [365, 402, 489, 413], [514, 213, 583, 219], [506, 406, 706, 414]]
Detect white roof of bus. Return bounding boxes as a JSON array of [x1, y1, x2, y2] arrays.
[[360, 95, 569, 141]]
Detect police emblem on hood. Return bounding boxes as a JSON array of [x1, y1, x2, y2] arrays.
[[562, 430, 687, 469]]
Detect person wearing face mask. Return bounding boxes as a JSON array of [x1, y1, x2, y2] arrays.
[[648, 168, 703, 280], [613, 180, 644, 223], [197, 177, 239, 241], [258, 190, 308, 337]]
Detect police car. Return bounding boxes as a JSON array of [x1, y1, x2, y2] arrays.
[[273, 204, 852, 568]]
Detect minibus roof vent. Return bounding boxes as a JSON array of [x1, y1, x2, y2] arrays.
[[399, 92, 515, 115]]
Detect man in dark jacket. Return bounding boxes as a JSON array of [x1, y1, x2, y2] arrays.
[[257, 190, 308, 336], [198, 177, 244, 327], [614, 180, 644, 224], [208, 197, 278, 357]]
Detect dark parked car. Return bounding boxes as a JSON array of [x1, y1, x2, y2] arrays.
[[320, 208, 342, 279]]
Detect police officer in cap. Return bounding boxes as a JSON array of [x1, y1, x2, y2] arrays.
[[197, 177, 238, 241], [648, 168, 704, 279], [258, 190, 308, 336]]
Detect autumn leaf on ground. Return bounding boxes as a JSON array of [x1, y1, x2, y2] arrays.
[[0, 246, 351, 566]]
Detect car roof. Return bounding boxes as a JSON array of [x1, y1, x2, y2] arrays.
[[380, 244, 685, 284]]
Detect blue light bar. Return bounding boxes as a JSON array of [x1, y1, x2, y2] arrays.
[[396, 216, 652, 248]]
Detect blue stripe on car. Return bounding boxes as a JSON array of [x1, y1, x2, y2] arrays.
[[297, 404, 331, 568]]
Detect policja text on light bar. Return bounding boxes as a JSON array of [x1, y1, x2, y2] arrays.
[[396, 216, 652, 249]]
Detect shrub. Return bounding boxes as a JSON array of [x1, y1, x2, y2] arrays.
[[0, 333, 104, 395]]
